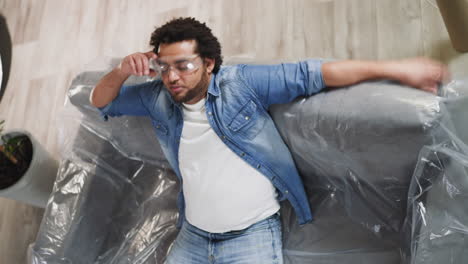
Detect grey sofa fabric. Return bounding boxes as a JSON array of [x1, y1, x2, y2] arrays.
[[31, 64, 467, 264], [271, 83, 445, 264]]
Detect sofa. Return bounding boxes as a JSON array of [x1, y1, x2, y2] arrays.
[[30, 59, 468, 264]]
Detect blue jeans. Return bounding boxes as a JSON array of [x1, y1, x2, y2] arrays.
[[165, 212, 284, 264]]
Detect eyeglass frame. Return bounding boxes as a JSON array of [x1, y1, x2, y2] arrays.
[[150, 54, 203, 76]]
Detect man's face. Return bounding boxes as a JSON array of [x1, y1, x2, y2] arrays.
[[156, 40, 214, 104]]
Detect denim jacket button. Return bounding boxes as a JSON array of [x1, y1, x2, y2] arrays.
[[208, 111, 213, 115], [240, 153, 246, 157], [257, 164, 261, 169], [244, 116, 250, 120], [285, 190, 289, 194]]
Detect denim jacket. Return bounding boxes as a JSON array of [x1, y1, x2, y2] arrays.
[[98, 60, 325, 228]]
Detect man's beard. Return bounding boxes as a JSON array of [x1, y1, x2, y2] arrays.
[[172, 72, 210, 104]]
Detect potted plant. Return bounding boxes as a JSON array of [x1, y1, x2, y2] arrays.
[[0, 120, 59, 207]]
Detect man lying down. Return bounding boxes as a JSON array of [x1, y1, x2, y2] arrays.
[[90, 17, 449, 264]]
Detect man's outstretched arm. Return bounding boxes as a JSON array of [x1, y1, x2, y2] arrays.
[[322, 57, 450, 94]]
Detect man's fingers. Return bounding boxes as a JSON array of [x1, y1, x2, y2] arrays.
[[129, 57, 137, 75], [141, 54, 150, 75], [427, 60, 450, 83], [137, 53, 154, 76], [144, 50, 157, 60], [144, 63, 149, 76], [135, 55, 144, 76], [421, 83, 438, 95], [433, 66, 444, 82]]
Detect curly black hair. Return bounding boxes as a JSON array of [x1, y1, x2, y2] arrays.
[[150, 17, 223, 74]]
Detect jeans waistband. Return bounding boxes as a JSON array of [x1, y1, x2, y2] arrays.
[[183, 211, 281, 239]]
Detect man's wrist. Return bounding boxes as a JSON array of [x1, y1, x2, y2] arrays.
[[376, 60, 406, 82], [113, 66, 132, 80]]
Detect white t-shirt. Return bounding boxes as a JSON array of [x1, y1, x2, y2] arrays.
[[179, 98, 280, 233]]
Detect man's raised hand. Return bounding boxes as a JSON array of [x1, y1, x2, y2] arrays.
[[119, 51, 158, 77]]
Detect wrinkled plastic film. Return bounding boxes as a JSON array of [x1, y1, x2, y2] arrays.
[[31, 57, 178, 264], [30, 57, 468, 264], [401, 78, 468, 264], [271, 82, 448, 264]]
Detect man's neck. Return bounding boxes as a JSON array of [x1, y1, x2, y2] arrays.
[[185, 94, 207, 105]]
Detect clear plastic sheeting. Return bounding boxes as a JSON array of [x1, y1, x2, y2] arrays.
[[271, 79, 468, 264], [30, 57, 468, 264], [401, 79, 468, 264], [404, 137, 468, 264]]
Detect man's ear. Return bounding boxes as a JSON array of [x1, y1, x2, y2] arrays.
[[204, 58, 215, 74]]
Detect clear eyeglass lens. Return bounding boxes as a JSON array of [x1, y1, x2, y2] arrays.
[[159, 64, 169, 73], [178, 62, 196, 72], [153, 56, 200, 75]]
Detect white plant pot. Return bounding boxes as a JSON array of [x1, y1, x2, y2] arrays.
[[0, 130, 58, 208]]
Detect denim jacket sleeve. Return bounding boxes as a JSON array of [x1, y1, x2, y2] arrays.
[[239, 59, 325, 109], [97, 81, 156, 121]]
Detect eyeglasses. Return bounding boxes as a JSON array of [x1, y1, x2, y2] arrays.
[[150, 54, 202, 76]]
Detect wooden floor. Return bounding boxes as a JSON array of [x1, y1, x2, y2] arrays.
[[0, 0, 465, 263]]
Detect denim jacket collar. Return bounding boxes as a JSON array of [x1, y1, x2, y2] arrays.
[[207, 74, 220, 98]]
